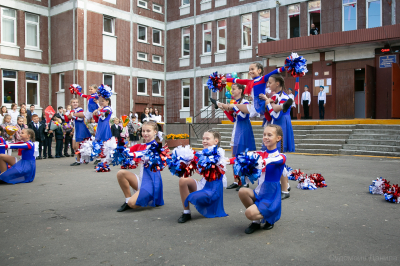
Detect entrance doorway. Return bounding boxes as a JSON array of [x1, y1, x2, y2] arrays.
[[354, 68, 365, 118]]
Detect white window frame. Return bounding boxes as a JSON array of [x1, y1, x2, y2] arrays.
[[308, 1, 321, 36], [25, 13, 40, 49], [202, 77, 210, 109], [59, 73, 65, 92], [259, 10, 270, 43], [103, 74, 115, 92], [182, 79, 190, 110], [288, 4, 300, 39], [182, 27, 190, 58], [137, 0, 148, 9], [138, 25, 147, 43], [241, 14, 252, 49], [152, 80, 162, 96], [153, 4, 163, 13], [366, 0, 382, 29], [137, 52, 148, 61], [152, 54, 162, 63], [103, 16, 115, 36], [182, 0, 190, 7], [217, 19, 226, 52], [2, 70, 18, 107], [202, 22, 212, 55], [26, 72, 40, 107], [342, 0, 357, 31], [137, 78, 147, 95], [1, 8, 17, 45], [153, 28, 162, 46]]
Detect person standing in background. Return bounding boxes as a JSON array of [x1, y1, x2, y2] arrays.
[[0, 106, 8, 125], [9, 103, 19, 125], [27, 104, 36, 125], [318, 86, 326, 120], [287, 88, 296, 120], [301, 85, 311, 119]]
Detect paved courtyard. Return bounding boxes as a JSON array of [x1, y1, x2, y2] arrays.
[[0, 154, 399, 266]]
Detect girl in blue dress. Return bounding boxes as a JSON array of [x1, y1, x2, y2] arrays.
[[236, 124, 286, 234], [116, 121, 164, 212], [0, 128, 36, 184], [93, 96, 112, 142], [177, 129, 228, 223], [223, 83, 256, 191]]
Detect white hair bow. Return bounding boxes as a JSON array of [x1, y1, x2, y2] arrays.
[[157, 131, 164, 142]]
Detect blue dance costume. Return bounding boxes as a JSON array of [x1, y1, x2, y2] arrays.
[[71, 107, 91, 142], [130, 140, 164, 207], [266, 91, 295, 152], [254, 148, 286, 224], [95, 106, 112, 142], [224, 99, 256, 156], [77, 91, 99, 119], [0, 141, 36, 184], [0, 137, 6, 154]]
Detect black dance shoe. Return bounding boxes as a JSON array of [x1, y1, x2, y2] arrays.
[[70, 162, 80, 166], [209, 98, 219, 109], [263, 222, 274, 230], [117, 202, 132, 212], [283, 98, 293, 113], [178, 213, 192, 223], [226, 183, 239, 189], [236, 184, 249, 191], [245, 223, 261, 234], [281, 192, 290, 200]]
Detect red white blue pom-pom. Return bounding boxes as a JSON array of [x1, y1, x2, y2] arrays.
[[288, 169, 304, 181], [96, 162, 110, 172], [78, 137, 94, 163], [369, 177, 390, 195], [309, 173, 327, 188], [167, 145, 197, 178], [69, 84, 82, 94], [283, 164, 293, 179], [233, 149, 263, 185], [297, 175, 317, 190], [91, 140, 103, 160], [97, 84, 113, 99], [207, 72, 226, 93], [195, 146, 226, 182], [384, 184, 400, 203], [296, 173, 326, 190], [144, 143, 171, 172], [284, 53, 308, 78]]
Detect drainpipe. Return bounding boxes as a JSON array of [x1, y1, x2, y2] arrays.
[[193, 0, 197, 123], [48, 0, 52, 105], [163, 0, 167, 129]]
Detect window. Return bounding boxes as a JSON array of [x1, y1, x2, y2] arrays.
[[153, 4, 162, 13], [153, 29, 162, 45], [103, 74, 114, 90], [2, 70, 17, 105], [152, 80, 161, 96], [1, 8, 16, 44], [367, 0, 381, 28], [259, 10, 270, 42], [217, 20, 226, 52], [182, 79, 190, 109], [203, 22, 212, 54], [138, 25, 147, 42], [26, 73, 39, 106], [152, 55, 162, 63], [308, 1, 321, 35], [137, 52, 148, 61], [182, 0, 190, 6], [202, 77, 210, 109], [137, 78, 147, 95], [59, 73, 64, 91], [25, 13, 39, 48], [182, 27, 190, 57], [138, 0, 148, 8], [288, 4, 300, 38], [342, 0, 357, 31], [241, 14, 252, 48], [103, 16, 114, 35]]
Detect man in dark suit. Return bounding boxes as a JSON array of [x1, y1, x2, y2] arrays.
[[28, 114, 45, 159], [26, 104, 37, 125]]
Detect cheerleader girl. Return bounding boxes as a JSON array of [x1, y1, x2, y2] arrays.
[[76, 84, 99, 121], [223, 84, 256, 191], [116, 121, 164, 212], [93, 96, 112, 142], [234, 124, 286, 234], [68, 98, 92, 166], [177, 129, 228, 223], [0, 128, 36, 184]]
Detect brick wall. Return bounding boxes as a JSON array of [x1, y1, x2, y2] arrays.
[[51, 10, 74, 64]]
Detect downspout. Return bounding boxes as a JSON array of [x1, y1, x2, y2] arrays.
[[163, 0, 167, 129], [130, 0, 133, 113], [193, 0, 197, 122], [48, 0, 52, 105]]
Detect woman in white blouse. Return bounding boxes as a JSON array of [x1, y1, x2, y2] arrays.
[[151, 108, 163, 131], [8, 103, 19, 125]]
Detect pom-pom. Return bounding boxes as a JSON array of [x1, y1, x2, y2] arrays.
[[195, 146, 226, 182], [143, 143, 171, 172], [167, 145, 197, 178], [384, 184, 400, 203], [369, 177, 390, 195], [121, 160, 137, 169], [97, 84, 113, 99], [78, 137, 94, 163], [102, 137, 117, 163], [296, 174, 317, 190], [284, 53, 308, 78], [309, 173, 327, 188], [69, 84, 82, 94], [283, 164, 293, 179], [91, 140, 103, 160], [96, 162, 110, 172], [207, 72, 226, 93], [288, 169, 304, 181], [233, 149, 263, 185]]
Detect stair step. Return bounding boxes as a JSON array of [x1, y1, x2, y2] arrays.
[[355, 124, 400, 130], [349, 134, 400, 140], [295, 144, 343, 150], [352, 129, 400, 135], [294, 149, 340, 154], [305, 134, 350, 139], [346, 139, 400, 146], [296, 139, 346, 145], [339, 149, 400, 157], [342, 144, 400, 152]]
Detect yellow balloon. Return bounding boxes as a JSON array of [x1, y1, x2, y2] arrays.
[[230, 100, 236, 104], [227, 82, 233, 87]]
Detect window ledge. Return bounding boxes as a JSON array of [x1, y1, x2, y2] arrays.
[[200, 0, 211, 3], [153, 61, 164, 65], [179, 56, 190, 60], [238, 47, 252, 51], [200, 53, 212, 57], [103, 33, 117, 38], [153, 43, 164, 47], [138, 58, 149, 62], [214, 51, 226, 55], [152, 94, 163, 97], [0, 43, 20, 48], [24, 47, 43, 52], [179, 5, 190, 9], [56, 90, 65, 94], [137, 93, 149, 96], [138, 40, 149, 44]]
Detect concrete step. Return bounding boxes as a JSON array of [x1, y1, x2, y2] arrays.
[[294, 135, 307, 139], [309, 129, 354, 134], [295, 148, 340, 154], [342, 144, 400, 152], [346, 139, 400, 146], [296, 139, 346, 145], [305, 134, 350, 139], [308, 125, 357, 130], [355, 124, 400, 130], [339, 149, 400, 157], [352, 129, 400, 135], [295, 143, 343, 150], [349, 134, 400, 140], [291, 125, 315, 130]]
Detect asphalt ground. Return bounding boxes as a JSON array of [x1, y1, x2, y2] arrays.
[[0, 154, 399, 266]]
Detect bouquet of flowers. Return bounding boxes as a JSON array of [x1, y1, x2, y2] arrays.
[[5, 125, 18, 136]]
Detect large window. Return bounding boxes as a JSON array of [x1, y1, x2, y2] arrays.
[[182, 27, 190, 57], [182, 79, 190, 109], [26, 73, 39, 106], [367, 0, 381, 28], [138, 78, 147, 95], [59, 73, 64, 91], [288, 4, 300, 38], [1, 8, 16, 44], [103, 74, 114, 90], [25, 13, 39, 48], [217, 20, 226, 52], [152, 80, 161, 96], [182, 0, 190, 6], [202, 77, 210, 109], [103, 16, 115, 35], [343, 0, 357, 31], [138, 25, 147, 42], [241, 14, 252, 48], [203, 22, 212, 54], [2, 70, 17, 105], [259, 10, 270, 42], [308, 1, 321, 35], [153, 29, 161, 45]]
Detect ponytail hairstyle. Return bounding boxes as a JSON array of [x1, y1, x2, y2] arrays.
[[252, 62, 264, 76], [266, 124, 284, 153], [25, 128, 36, 141], [89, 84, 98, 92], [143, 121, 162, 145], [102, 96, 111, 107], [206, 129, 221, 147], [233, 83, 246, 104], [269, 74, 286, 97]]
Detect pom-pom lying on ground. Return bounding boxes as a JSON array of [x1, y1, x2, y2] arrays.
[[233, 150, 263, 185], [384, 184, 400, 204], [167, 145, 197, 178], [288, 169, 304, 181], [195, 146, 227, 182], [369, 177, 390, 195], [96, 162, 110, 172]]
